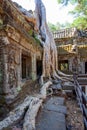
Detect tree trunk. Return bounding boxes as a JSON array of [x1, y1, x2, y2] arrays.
[[35, 0, 72, 84], [35, 0, 59, 83]]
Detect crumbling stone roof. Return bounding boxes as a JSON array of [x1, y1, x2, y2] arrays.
[[53, 27, 87, 57], [0, 0, 42, 55], [13, 2, 34, 18], [0, 0, 36, 37], [53, 27, 87, 39]]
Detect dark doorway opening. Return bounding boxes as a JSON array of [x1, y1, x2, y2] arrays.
[[59, 60, 69, 71], [85, 62, 87, 74], [37, 60, 42, 77], [22, 55, 26, 79], [22, 54, 32, 79]]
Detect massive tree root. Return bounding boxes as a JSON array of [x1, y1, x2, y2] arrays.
[[35, 0, 72, 85], [0, 81, 52, 130]]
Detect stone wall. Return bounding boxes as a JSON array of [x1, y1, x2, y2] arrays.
[[54, 30, 87, 74], [0, 34, 42, 104], [0, 0, 43, 119], [0, 0, 42, 104]]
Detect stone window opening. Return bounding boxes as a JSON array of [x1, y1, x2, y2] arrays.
[[22, 54, 32, 80], [59, 60, 69, 71]]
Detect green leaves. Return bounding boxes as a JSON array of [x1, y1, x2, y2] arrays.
[[57, 0, 87, 29], [71, 17, 87, 29], [48, 22, 71, 32], [48, 22, 61, 32]]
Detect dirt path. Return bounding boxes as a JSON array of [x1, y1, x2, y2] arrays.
[[66, 97, 84, 130]]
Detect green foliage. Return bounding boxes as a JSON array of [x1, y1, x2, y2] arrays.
[[17, 86, 21, 92], [48, 22, 61, 32], [33, 33, 41, 45], [0, 19, 3, 25], [28, 30, 41, 46], [71, 17, 87, 29], [61, 22, 72, 29], [28, 29, 33, 36], [57, 0, 87, 29], [48, 22, 57, 32], [69, 0, 87, 16], [48, 22, 71, 32]]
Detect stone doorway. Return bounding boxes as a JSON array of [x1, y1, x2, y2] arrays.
[[22, 55, 26, 79], [85, 62, 87, 74], [59, 60, 69, 71], [36, 60, 42, 77]]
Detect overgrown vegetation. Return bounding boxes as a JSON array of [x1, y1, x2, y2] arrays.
[[33, 33, 41, 45]]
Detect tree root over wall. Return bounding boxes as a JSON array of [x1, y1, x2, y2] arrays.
[[0, 81, 52, 130]]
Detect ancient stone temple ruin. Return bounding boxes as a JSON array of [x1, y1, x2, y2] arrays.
[[0, 0, 87, 106], [53, 28, 87, 74], [0, 0, 87, 129], [0, 0, 42, 104]]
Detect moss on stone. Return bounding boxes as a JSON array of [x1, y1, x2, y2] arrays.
[[33, 34, 41, 45], [28, 29, 33, 36]]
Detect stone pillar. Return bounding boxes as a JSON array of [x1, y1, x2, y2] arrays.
[[16, 49, 22, 88], [85, 86, 87, 96], [3, 50, 10, 94], [80, 62, 85, 74], [78, 56, 81, 74], [31, 54, 36, 80], [68, 58, 73, 72], [2, 37, 11, 95]]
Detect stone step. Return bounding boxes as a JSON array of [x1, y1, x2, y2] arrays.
[[45, 97, 65, 106], [36, 96, 67, 130], [36, 110, 66, 130], [51, 84, 62, 90], [44, 104, 67, 115], [62, 81, 74, 90], [44, 97, 67, 115]]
